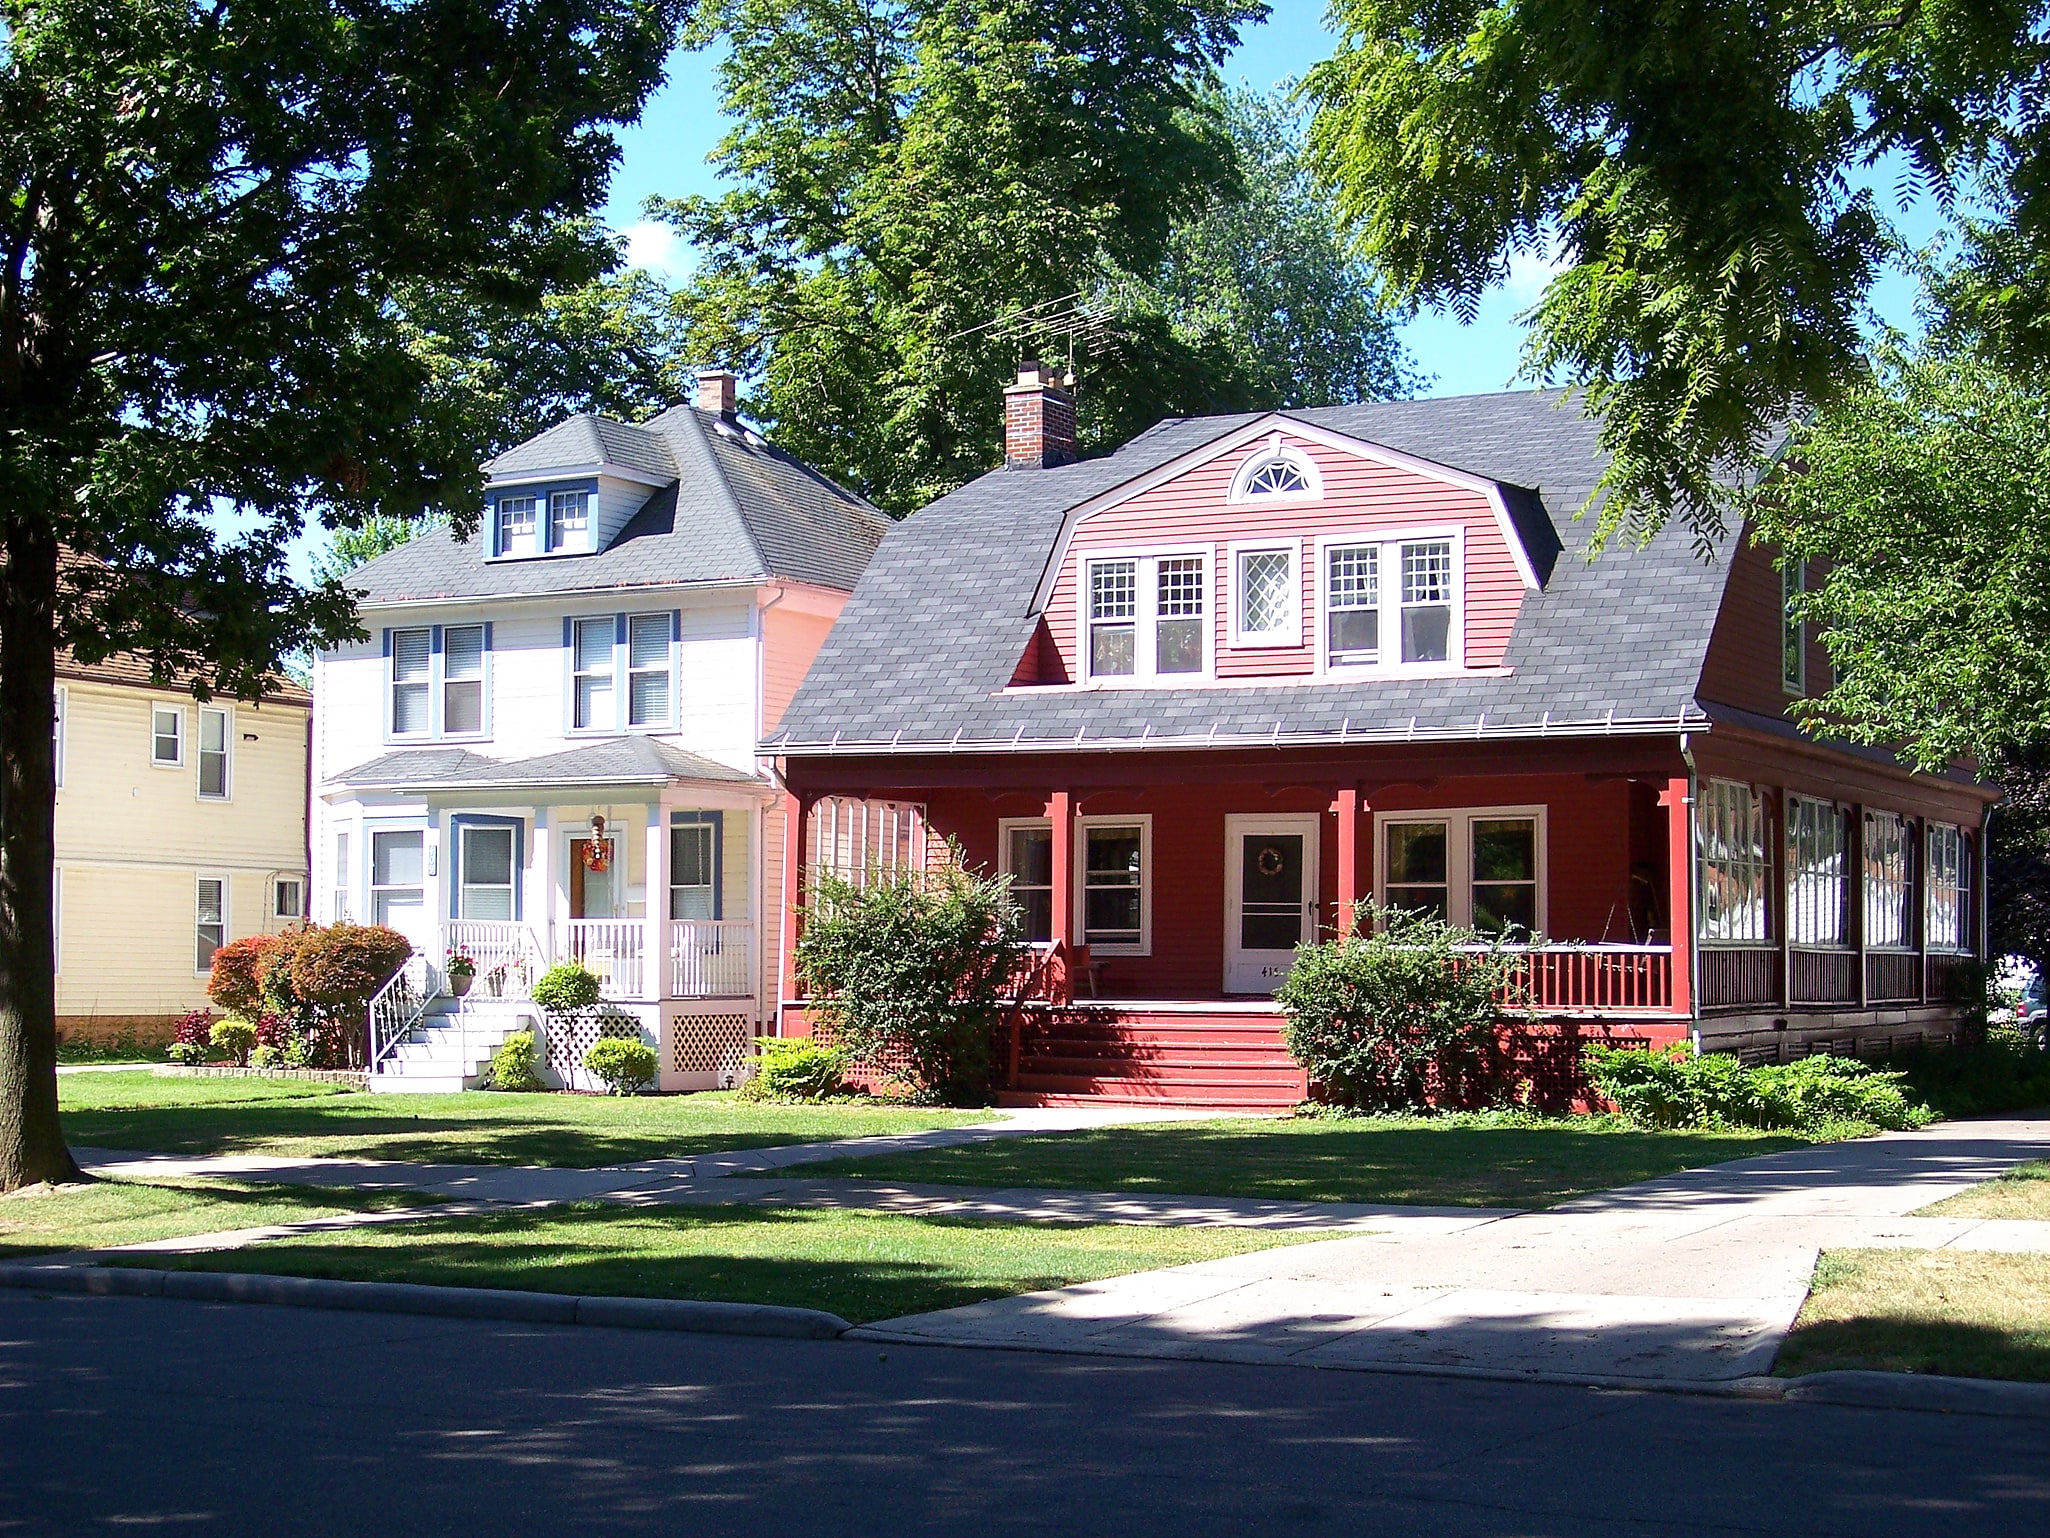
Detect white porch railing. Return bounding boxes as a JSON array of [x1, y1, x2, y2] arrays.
[[444, 921, 547, 1002], [367, 952, 434, 1072], [560, 918, 647, 1000], [670, 919, 752, 998]]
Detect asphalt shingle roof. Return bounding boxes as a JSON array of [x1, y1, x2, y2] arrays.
[[330, 737, 760, 792], [773, 390, 1738, 753], [347, 408, 889, 604]]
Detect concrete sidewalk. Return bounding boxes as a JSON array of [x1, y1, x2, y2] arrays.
[[855, 1115, 2050, 1383]]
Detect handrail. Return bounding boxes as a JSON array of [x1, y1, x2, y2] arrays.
[[367, 951, 436, 1073]]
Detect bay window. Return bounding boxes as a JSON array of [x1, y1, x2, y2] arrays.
[[1863, 811, 1914, 950], [1696, 779, 1769, 945], [571, 617, 616, 730], [1084, 552, 1208, 680], [1378, 809, 1543, 935], [1927, 822, 1970, 953], [332, 830, 352, 922], [1786, 795, 1848, 947]]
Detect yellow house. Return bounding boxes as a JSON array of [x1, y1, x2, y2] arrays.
[[53, 650, 311, 1047]]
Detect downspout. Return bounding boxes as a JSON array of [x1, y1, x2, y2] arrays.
[[754, 585, 788, 1029], [1679, 732, 1702, 1053]]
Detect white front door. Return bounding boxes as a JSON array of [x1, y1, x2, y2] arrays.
[[1224, 814, 1320, 994]]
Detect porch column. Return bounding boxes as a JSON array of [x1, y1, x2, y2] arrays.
[[1332, 786, 1361, 938], [1851, 801, 1868, 1010], [1660, 776, 1694, 1019], [779, 791, 808, 1033], [528, 812, 551, 952], [644, 806, 668, 1003], [1045, 789, 1074, 994]]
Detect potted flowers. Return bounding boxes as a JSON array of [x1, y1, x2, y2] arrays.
[[445, 946, 478, 997]]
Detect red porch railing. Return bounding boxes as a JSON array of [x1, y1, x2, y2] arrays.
[[1484, 944, 1677, 1016]]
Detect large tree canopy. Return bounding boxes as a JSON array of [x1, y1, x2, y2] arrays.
[[0, 0, 685, 1189], [659, 0, 1284, 512], [1303, 0, 2050, 542]]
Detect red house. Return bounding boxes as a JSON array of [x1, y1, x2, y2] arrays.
[[767, 369, 1996, 1107]]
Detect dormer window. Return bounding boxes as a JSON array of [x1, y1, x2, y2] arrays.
[[497, 496, 538, 557], [1085, 552, 1208, 680], [1316, 531, 1464, 672], [550, 490, 590, 552], [1401, 541, 1454, 662]]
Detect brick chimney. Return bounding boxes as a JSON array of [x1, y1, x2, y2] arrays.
[[697, 368, 738, 419], [1003, 360, 1076, 469]]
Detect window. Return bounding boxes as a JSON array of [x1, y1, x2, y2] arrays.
[[1782, 560, 1805, 693], [1927, 823, 1970, 953], [457, 823, 516, 921], [1229, 438, 1321, 501], [369, 829, 425, 928], [442, 624, 486, 735], [1325, 545, 1380, 666], [389, 627, 431, 736], [52, 688, 65, 790], [273, 878, 304, 920], [497, 495, 538, 556], [1244, 457, 1312, 496], [332, 830, 351, 922], [571, 617, 616, 730], [1000, 821, 1054, 943], [1400, 541, 1453, 663], [670, 814, 721, 920], [1084, 552, 1208, 680], [1863, 811, 1914, 950], [627, 613, 672, 727], [1232, 546, 1298, 647], [1696, 780, 1770, 945], [1082, 822, 1147, 951], [198, 707, 229, 799], [1379, 809, 1544, 934], [152, 704, 183, 767], [195, 878, 226, 973], [807, 797, 928, 887], [1787, 795, 1848, 946], [550, 490, 590, 551]]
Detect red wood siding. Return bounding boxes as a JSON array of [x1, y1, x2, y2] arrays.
[[1038, 432, 1527, 683], [1697, 526, 1832, 717]]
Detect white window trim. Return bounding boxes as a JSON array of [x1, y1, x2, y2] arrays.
[[1075, 814, 1153, 956], [365, 822, 430, 928], [1782, 559, 1806, 695], [1226, 434, 1324, 503], [331, 824, 356, 924], [439, 622, 492, 742], [273, 875, 306, 921], [1371, 805, 1548, 935], [386, 626, 434, 743], [1076, 542, 1213, 686], [491, 492, 542, 559], [568, 614, 623, 734], [998, 816, 1056, 943], [1315, 527, 1467, 677], [1926, 821, 1971, 955], [549, 488, 592, 553], [624, 611, 677, 732], [197, 705, 232, 802], [1226, 539, 1303, 649], [52, 687, 65, 790], [151, 703, 185, 768], [195, 874, 229, 976]]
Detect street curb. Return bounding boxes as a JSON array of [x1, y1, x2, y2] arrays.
[[0, 1262, 850, 1340], [1780, 1369, 2050, 1420]]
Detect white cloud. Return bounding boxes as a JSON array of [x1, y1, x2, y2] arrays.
[[1502, 243, 1569, 304], [618, 220, 693, 281]]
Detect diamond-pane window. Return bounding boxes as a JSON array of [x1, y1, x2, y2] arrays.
[[1237, 548, 1294, 641]]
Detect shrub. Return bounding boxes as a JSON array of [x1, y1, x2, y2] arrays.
[[532, 963, 602, 1015], [738, 1037, 849, 1102], [795, 848, 1027, 1106], [1585, 1043, 1935, 1134], [249, 1044, 284, 1069], [584, 1035, 657, 1095], [487, 1030, 544, 1092], [1274, 904, 1524, 1112], [166, 1007, 215, 1066], [286, 924, 414, 1015], [206, 933, 288, 1020], [1881, 1030, 2050, 1118], [209, 1019, 257, 1066]]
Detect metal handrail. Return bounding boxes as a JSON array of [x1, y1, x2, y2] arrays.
[[367, 952, 436, 1073]]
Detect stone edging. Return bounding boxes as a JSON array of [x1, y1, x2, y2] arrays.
[[0, 1262, 850, 1340], [154, 1065, 368, 1087]]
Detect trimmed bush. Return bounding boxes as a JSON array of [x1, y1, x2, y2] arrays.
[[532, 963, 602, 1015], [738, 1037, 850, 1102], [1585, 1043, 1935, 1134], [208, 1019, 257, 1066], [206, 933, 288, 1020], [285, 923, 414, 1014], [795, 849, 1027, 1106], [487, 1030, 544, 1092], [1275, 905, 1524, 1112], [584, 1035, 657, 1095]]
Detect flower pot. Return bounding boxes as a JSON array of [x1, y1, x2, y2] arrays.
[[449, 971, 474, 998]]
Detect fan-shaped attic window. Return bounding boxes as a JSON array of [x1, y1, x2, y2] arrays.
[[1228, 437, 1322, 502]]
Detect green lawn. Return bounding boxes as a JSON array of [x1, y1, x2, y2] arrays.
[[0, 1176, 434, 1258], [788, 1114, 1813, 1209], [60, 1071, 991, 1169], [1915, 1160, 2050, 1221], [115, 1202, 1312, 1323], [1778, 1248, 2050, 1382]]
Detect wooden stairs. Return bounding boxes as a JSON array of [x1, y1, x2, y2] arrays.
[[996, 1006, 1308, 1110]]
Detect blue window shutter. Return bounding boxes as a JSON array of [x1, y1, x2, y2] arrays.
[[430, 625, 443, 657], [671, 610, 681, 643], [708, 810, 724, 918], [381, 629, 392, 658]]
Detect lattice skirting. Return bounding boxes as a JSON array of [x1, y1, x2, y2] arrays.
[[545, 1010, 647, 1086], [668, 1012, 753, 1085]]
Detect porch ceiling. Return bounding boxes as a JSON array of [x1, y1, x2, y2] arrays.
[[329, 737, 763, 795]]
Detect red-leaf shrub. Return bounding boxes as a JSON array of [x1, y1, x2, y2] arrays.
[[174, 1009, 214, 1048], [286, 924, 414, 1013], [207, 933, 288, 1020]]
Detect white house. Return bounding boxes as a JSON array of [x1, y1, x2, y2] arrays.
[[313, 372, 887, 1090]]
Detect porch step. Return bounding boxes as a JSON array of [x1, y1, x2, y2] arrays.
[[1001, 1010, 1306, 1109]]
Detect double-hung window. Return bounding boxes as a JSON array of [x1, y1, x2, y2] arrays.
[[571, 617, 617, 730], [332, 831, 352, 923], [1863, 811, 1914, 950], [442, 624, 486, 735], [1081, 821, 1148, 951], [152, 704, 183, 767], [550, 490, 590, 552], [497, 495, 539, 557], [273, 878, 304, 920], [1927, 823, 1970, 953], [1325, 544, 1380, 666], [1696, 779, 1770, 945], [670, 816, 720, 920], [195, 878, 226, 973], [1319, 534, 1461, 670], [389, 627, 432, 737], [369, 830, 425, 929], [626, 613, 672, 727], [1787, 795, 1849, 946], [999, 821, 1054, 943], [1400, 541, 1454, 663], [52, 688, 65, 789], [1084, 553, 1207, 680], [198, 707, 230, 799], [1380, 810, 1542, 934], [457, 824, 516, 921], [1232, 546, 1298, 647]]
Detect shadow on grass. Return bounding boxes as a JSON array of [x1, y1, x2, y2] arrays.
[[0, 1175, 431, 1259], [1777, 1318, 2050, 1383]]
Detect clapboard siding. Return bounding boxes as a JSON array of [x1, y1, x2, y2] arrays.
[[762, 601, 844, 736], [1041, 431, 1525, 683], [1697, 528, 1832, 717]]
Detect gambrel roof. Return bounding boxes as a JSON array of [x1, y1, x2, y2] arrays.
[[772, 389, 1744, 754], [345, 405, 890, 603]]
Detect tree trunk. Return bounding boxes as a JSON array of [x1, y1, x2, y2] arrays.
[[0, 516, 82, 1189]]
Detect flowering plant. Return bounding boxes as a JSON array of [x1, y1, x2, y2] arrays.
[[445, 946, 478, 977]]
